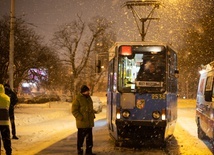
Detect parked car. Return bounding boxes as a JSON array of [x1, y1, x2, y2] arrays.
[[196, 61, 214, 146], [18, 94, 60, 104], [91, 96, 103, 113], [60, 94, 73, 102]]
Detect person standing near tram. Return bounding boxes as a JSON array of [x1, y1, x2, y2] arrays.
[[72, 85, 96, 155], [137, 62, 162, 81], [4, 84, 19, 140]]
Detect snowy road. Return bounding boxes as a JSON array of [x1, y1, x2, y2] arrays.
[[1, 100, 213, 155]]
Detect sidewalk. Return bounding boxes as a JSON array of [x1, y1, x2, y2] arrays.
[[35, 118, 111, 155]]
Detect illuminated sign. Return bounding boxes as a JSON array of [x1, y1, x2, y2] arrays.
[[119, 45, 132, 56]]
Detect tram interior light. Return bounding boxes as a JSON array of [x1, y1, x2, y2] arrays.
[[148, 46, 162, 52], [135, 45, 164, 52]]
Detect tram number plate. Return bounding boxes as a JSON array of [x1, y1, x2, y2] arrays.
[[152, 94, 165, 99]]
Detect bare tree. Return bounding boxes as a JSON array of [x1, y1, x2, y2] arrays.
[[0, 16, 64, 94], [86, 29, 116, 95], [52, 15, 113, 97], [178, 7, 214, 99]]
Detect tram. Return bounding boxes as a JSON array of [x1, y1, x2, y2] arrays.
[[106, 41, 179, 146]]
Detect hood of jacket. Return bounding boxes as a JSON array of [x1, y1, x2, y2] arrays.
[[0, 84, 5, 94]]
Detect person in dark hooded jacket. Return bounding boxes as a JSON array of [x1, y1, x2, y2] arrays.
[[72, 85, 96, 155], [4, 84, 19, 139]]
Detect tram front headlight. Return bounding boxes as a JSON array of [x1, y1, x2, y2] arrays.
[[122, 110, 130, 118], [161, 109, 166, 120], [152, 111, 161, 119], [116, 108, 121, 119]]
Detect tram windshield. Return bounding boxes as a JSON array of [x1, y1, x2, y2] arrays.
[[118, 45, 166, 93]]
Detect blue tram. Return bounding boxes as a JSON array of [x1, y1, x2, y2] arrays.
[[106, 42, 179, 146]]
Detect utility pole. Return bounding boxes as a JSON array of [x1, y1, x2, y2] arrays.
[[9, 0, 15, 89], [124, 1, 160, 41]]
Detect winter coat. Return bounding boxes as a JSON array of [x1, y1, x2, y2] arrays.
[[5, 87, 18, 116], [0, 84, 10, 125], [72, 93, 95, 128]]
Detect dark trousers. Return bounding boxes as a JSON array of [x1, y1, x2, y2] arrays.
[[77, 128, 93, 153], [0, 125, 12, 155], [9, 115, 16, 137]]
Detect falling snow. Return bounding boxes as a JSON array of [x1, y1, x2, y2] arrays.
[[0, 98, 212, 155]]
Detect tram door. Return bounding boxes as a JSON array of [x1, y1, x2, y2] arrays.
[[107, 59, 114, 131]]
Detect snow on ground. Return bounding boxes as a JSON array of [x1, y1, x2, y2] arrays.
[[0, 98, 213, 155], [2, 99, 107, 155], [0, 102, 75, 155]]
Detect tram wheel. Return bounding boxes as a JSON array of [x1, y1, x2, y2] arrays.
[[159, 140, 167, 148], [115, 141, 123, 147], [210, 139, 214, 154]]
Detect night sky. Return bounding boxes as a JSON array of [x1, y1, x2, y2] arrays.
[[0, 0, 127, 43], [1, 0, 213, 49]]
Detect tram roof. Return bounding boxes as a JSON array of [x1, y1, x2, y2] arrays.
[[108, 41, 175, 61], [205, 61, 214, 71], [111, 41, 170, 47], [109, 41, 174, 51]]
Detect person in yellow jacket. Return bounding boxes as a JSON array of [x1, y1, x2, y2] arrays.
[[72, 85, 96, 155], [0, 84, 12, 155]]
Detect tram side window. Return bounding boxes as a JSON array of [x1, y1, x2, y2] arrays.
[[118, 56, 138, 92], [108, 60, 114, 92], [213, 83, 214, 99], [137, 61, 164, 81], [168, 49, 177, 93], [169, 49, 177, 77], [204, 76, 214, 102]]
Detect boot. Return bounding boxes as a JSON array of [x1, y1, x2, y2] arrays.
[[12, 135, 19, 140], [85, 152, 96, 155], [85, 148, 96, 155], [78, 149, 83, 155]]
